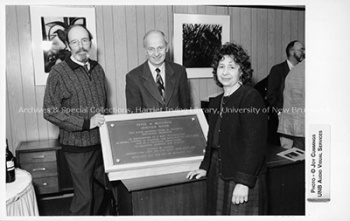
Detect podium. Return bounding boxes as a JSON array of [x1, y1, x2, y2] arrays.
[[112, 172, 206, 215], [99, 110, 208, 215]]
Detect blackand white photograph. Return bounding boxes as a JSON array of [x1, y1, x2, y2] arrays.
[[1, 1, 350, 221]]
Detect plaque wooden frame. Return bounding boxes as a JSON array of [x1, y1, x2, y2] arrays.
[[100, 109, 209, 181]]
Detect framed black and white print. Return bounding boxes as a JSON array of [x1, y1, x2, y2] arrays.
[[173, 14, 230, 78], [30, 6, 97, 85]]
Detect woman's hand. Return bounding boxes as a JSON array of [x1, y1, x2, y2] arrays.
[[232, 183, 249, 204], [186, 169, 207, 180]]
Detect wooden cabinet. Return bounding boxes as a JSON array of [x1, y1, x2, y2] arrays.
[[16, 139, 73, 195]]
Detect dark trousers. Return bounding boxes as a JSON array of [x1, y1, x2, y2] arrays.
[[64, 149, 108, 215]]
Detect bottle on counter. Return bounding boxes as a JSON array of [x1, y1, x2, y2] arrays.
[[6, 139, 16, 183]]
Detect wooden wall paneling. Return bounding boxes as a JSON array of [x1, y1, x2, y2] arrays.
[[251, 8, 258, 84], [229, 7, 241, 44], [35, 86, 49, 141], [205, 5, 216, 14], [256, 9, 268, 84], [274, 10, 283, 65], [298, 11, 305, 44], [197, 5, 206, 14], [16, 6, 39, 141], [6, 6, 27, 149], [144, 6, 155, 33], [155, 6, 170, 63], [290, 10, 299, 41], [6, 87, 14, 153], [113, 6, 128, 113], [173, 5, 188, 14], [136, 6, 146, 65], [166, 6, 174, 62], [95, 6, 106, 69], [126, 6, 139, 70], [240, 8, 252, 56], [216, 5, 228, 15], [154, 6, 169, 36], [101, 6, 117, 113], [281, 10, 291, 60], [267, 9, 276, 80]]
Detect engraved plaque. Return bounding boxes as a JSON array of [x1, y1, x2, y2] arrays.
[[99, 109, 208, 180], [107, 115, 206, 165]]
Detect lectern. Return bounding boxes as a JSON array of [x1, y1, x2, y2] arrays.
[[99, 109, 208, 215]]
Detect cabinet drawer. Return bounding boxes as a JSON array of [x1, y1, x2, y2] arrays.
[[19, 151, 56, 164], [32, 176, 59, 194], [21, 162, 58, 178]]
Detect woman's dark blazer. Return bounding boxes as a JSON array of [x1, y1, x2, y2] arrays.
[[199, 85, 268, 188]]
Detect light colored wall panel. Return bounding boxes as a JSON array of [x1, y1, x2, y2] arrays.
[[241, 8, 252, 56], [267, 9, 276, 78], [274, 10, 283, 65], [256, 9, 268, 84], [35, 87, 49, 141], [298, 10, 305, 44], [6, 6, 27, 150], [16, 6, 40, 141], [290, 10, 299, 41], [102, 6, 118, 112], [6, 5, 305, 150], [230, 7, 241, 44], [112, 6, 128, 113], [136, 6, 146, 64], [282, 10, 291, 59]]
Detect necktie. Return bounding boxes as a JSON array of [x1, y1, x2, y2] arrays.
[[84, 63, 91, 80], [155, 68, 165, 99]]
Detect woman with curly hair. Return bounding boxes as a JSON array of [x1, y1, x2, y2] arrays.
[[187, 42, 268, 215]]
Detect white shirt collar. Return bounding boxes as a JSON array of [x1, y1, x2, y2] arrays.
[[286, 59, 294, 70], [71, 55, 90, 70], [148, 61, 165, 82]]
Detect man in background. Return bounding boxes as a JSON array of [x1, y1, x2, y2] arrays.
[[277, 60, 305, 150], [267, 40, 305, 146], [43, 25, 109, 215], [125, 30, 191, 113]]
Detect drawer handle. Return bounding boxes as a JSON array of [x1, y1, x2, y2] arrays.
[[42, 183, 48, 186], [32, 168, 46, 171], [32, 155, 45, 159]]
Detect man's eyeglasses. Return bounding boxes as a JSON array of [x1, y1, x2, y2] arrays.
[[70, 38, 91, 47]]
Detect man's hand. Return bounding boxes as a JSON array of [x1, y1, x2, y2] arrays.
[[232, 183, 249, 204], [90, 113, 105, 129]]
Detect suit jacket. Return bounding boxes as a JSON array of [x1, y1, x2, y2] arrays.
[[126, 61, 191, 113], [267, 60, 290, 110]]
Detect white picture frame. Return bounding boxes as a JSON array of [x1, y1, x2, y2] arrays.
[[30, 6, 97, 85], [173, 14, 230, 78]]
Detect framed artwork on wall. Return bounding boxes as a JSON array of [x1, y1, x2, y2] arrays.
[[30, 6, 97, 85], [173, 14, 230, 78]]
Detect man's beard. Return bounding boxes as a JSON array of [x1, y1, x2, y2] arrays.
[[76, 49, 90, 62], [295, 53, 304, 62]]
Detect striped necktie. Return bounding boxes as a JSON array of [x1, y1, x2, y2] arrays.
[[155, 68, 165, 99]]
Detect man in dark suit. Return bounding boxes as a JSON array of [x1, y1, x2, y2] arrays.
[[267, 40, 305, 145], [126, 30, 191, 113]]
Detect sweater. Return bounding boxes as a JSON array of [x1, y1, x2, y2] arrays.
[[199, 85, 268, 188], [43, 57, 108, 152]]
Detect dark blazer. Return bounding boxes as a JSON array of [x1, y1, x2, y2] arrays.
[[199, 86, 267, 188], [126, 61, 191, 113], [267, 60, 290, 110]]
